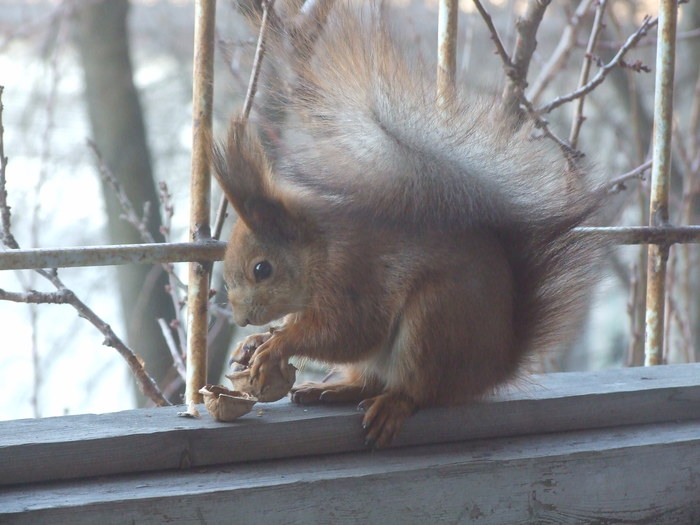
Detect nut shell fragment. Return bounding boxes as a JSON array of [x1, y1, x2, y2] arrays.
[[226, 360, 297, 402], [199, 385, 257, 422]]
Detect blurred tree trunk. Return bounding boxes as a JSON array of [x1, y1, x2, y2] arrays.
[[73, 0, 180, 405]]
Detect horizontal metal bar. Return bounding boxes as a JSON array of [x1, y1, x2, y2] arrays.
[[0, 241, 226, 271], [576, 226, 700, 245], [1, 226, 699, 272]]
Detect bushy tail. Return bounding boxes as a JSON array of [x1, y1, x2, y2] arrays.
[[263, 1, 607, 359]]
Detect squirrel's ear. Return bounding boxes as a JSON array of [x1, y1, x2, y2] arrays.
[[212, 119, 271, 220], [212, 119, 312, 242]]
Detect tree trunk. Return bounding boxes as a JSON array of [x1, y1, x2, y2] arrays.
[[73, 0, 180, 405]]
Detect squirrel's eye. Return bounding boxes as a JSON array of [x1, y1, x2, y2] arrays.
[[253, 260, 272, 282]]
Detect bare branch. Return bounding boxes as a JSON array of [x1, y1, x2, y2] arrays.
[[528, 0, 596, 105], [471, 0, 517, 78], [89, 140, 189, 358], [62, 285, 170, 406], [591, 26, 699, 50], [158, 318, 187, 380], [156, 183, 188, 359], [607, 159, 653, 194], [568, 0, 608, 149], [89, 142, 188, 357], [471, 1, 580, 163], [501, 0, 552, 117], [0, 86, 19, 250], [213, 0, 277, 241], [241, 0, 277, 120], [0, 288, 71, 304], [0, 88, 170, 407], [87, 139, 156, 244], [537, 15, 658, 115], [0, 275, 170, 406]]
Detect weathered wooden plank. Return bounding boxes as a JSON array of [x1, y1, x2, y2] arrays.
[[1, 420, 699, 524], [1, 363, 699, 486]]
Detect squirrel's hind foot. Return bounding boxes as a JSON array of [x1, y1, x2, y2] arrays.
[[359, 392, 417, 449], [291, 380, 417, 447], [290, 381, 378, 404]]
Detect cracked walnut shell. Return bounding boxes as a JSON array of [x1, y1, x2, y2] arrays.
[[199, 384, 257, 422]]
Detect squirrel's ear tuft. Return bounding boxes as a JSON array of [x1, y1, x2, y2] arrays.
[[212, 119, 271, 217], [212, 119, 314, 243]]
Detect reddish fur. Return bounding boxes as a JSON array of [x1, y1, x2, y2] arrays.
[[212, 3, 604, 448]]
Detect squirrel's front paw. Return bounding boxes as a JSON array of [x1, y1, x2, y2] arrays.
[[248, 346, 274, 385], [358, 392, 417, 449], [229, 331, 273, 367]]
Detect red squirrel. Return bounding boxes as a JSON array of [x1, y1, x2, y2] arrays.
[[212, 2, 604, 447]]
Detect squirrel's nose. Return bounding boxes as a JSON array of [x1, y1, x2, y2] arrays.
[[232, 310, 249, 327]]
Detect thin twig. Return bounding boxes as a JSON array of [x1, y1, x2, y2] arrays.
[[607, 159, 653, 194], [0, 288, 72, 304], [568, 0, 608, 149], [471, 0, 517, 77], [519, 95, 584, 163], [471, 1, 580, 162], [157, 183, 186, 288], [501, 0, 552, 117], [87, 139, 156, 244], [158, 318, 187, 379], [157, 181, 188, 358], [213, 0, 277, 242], [537, 15, 658, 115], [590, 26, 700, 50], [0, 86, 19, 250], [0, 273, 170, 406], [88, 141, 189, 361], [241, 0, 276, 121], [528, 0, 596, 105]]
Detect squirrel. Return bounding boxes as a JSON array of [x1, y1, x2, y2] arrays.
[[211, 2, 605, 448]]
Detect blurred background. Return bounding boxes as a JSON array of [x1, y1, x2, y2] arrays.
[[0, 0, 698, 420]]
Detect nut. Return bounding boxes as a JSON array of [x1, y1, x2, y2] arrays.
[[198, 384, 257, 422], [226, 359, 297, 402]]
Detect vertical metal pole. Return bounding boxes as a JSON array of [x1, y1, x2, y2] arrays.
[[186, 0, 216, 404], [437, 0, 458, 104], [644, 0, 677, 366]]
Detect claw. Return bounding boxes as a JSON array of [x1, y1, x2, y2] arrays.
[[359, 392, 416, 448], [357, 398, 372, 412]]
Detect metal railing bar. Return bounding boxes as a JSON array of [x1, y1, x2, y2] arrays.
[[576, 226, 700, 245], [644, 0, 677, 366], [1, 227, 698, 273], [185, 0, 217, 405], [437, 0, 458, 104], [0, 241, 225, 271]]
